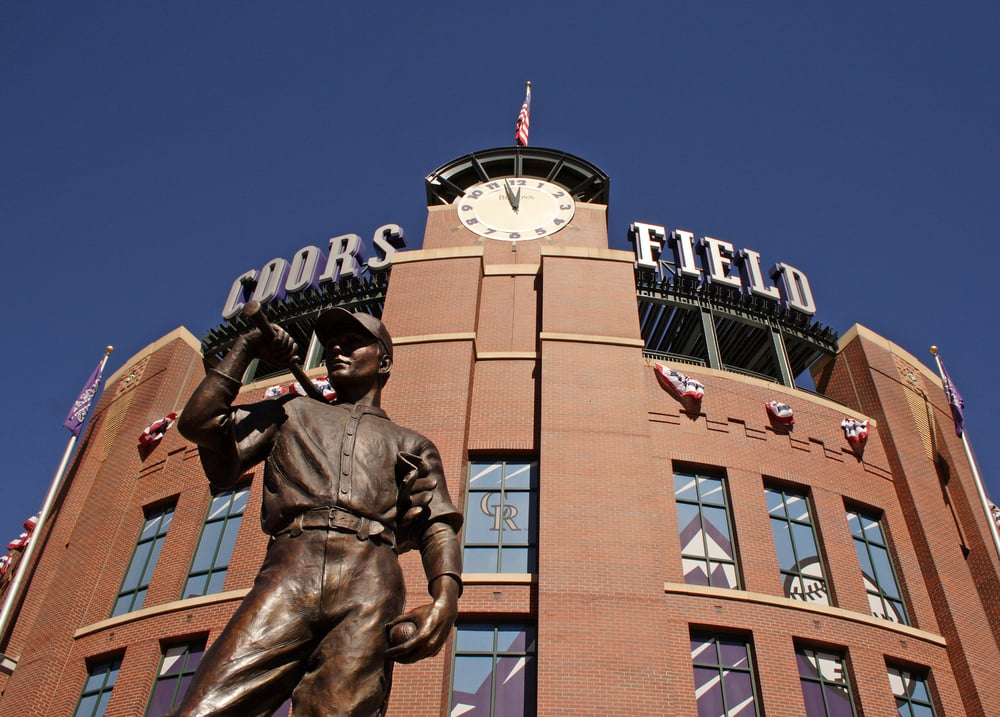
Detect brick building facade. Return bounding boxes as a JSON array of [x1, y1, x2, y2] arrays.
[[1, 147, 998, 716]]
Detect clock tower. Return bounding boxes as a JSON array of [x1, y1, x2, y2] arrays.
[[379, 147, 672, 714]]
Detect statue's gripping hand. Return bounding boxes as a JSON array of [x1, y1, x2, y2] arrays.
[[385, 575, 460, 664], [396, 451, 438, 531], [244, 324, 299, 367]]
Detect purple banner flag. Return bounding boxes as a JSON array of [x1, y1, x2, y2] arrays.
[[939, 358, 966, 437], [63, 357, 107, 436]]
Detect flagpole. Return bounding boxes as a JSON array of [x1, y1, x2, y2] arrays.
[[0, 346, 113, 652], [930, 346, 1000, 561]]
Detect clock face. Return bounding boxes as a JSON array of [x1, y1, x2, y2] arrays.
[[456, 178, 575, 241]]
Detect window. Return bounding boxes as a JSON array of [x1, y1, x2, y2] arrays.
[[73, 656, 122, 717], [888, 665, 936, 716], [463, 460, 537, 573], [112, 504, 174, 616], [796, 646, 856, 717], [766, 486, 830, 605], [690, 633, 760, 717], [451, 623, 536, 717], [846, 510, 908, 624], [675, 469, 740, 588], [146, 641, 205, 716], [183, 486, 249, 598]]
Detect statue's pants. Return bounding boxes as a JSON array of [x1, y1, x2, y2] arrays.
[[169, 529, 404, 717]]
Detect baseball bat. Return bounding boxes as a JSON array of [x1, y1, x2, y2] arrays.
[[242, 301, 329, 402]]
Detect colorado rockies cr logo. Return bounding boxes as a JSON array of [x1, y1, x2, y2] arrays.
[[479, 492, 521, 532]]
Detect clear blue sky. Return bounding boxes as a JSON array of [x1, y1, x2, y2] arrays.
[[2, 3, 999, 541]]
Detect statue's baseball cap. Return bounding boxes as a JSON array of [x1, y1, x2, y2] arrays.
[[315, 308, 393, 358]]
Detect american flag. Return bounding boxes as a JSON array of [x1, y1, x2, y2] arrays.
[[515, 82, 531, 146], [939, 357, 965, 436]]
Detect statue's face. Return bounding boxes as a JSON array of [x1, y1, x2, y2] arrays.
[[324, 332, 389, 388]]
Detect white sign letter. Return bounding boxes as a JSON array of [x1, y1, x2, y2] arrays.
[[628, 222, 665, 270], [320, 233, 367, 284], [770, 263, 816, 315], [698, 236, 742, 289]]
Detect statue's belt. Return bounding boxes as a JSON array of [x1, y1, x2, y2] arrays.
[[274, 506, 395, 547]]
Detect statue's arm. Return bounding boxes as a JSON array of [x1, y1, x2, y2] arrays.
[[178, 329, 296, 489], [386, 443, 463, 663], [386, 521, 462, 664]]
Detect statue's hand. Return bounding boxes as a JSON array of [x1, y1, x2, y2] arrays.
[[397, 452, 438, 527], [243, 324, 299, 367], [385, 576, 459, 664]]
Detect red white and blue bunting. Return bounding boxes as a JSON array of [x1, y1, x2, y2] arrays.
[[841, 418, 869, 446], [264, 376, 337, 402], [765, 400, 794, 425], [654, 364, 705, 400], [6, 514, 38, 553], [139, 412, 178, 446]]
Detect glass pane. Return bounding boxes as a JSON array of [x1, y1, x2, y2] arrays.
[[871, 548, 900, 598], [216, 517, 243, 568], [148, 678, 178, 716], [676, 502, 702, 547], [452, 654, 494, 704], [494, 655, 528, 717], [112, 595, 131, 616], [465, 497, 502, 545], [690, 635, 717, 664], [845, 511, 861, 537], [456, 626, 497, 652], [800, 680, 826, 717], [791, 523, 819, 562], [207, 569, 227, 594], [703, 507, 733, 560], [121, 542, 153, 590], [190, 522, 223, 572], [463, 547, 499, 573], [771, 521, 796, 570], [683, 557, 710, 586], [185, 574, 208, 599], [469, 462, 504, 489], [502, 493, 532, 544], [784, 494, 809, 523], [503, 462, 535, 489], [208, 493, 232, 520], [496, 626, 528, 653], [711, 560, 738, 589], [142, 536, 167, 584], [674, 473, 699, 501], [74, 693, 98, 717], [722, 671, 755, 715], [231, 487, 250, 514], [823, 683, 854, 717], [693, 666, 725, 717], [140, 516, 161, 540], [765, 488, 786, 515], [718, 638, 749, 668], [500, 546, 530, 573], [697, 476, 726, 506]]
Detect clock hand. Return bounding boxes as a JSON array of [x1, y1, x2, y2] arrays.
[[503, 180, 521, 213]]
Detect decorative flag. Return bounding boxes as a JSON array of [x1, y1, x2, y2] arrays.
[[264, 383, 290, 399], [654, 364, 705, 400], [139, 413, 178, 446], [938, 358, 965, 437], [265, 377, 336, 402], [0, 553, 12, 577], [991, 501, 1000, 530], [766, 400, 795, 425], [515, 81, 531, 146], [63, 355, 110, 436], [841, 418, 869, 446], [6, 513, 39, 551]]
